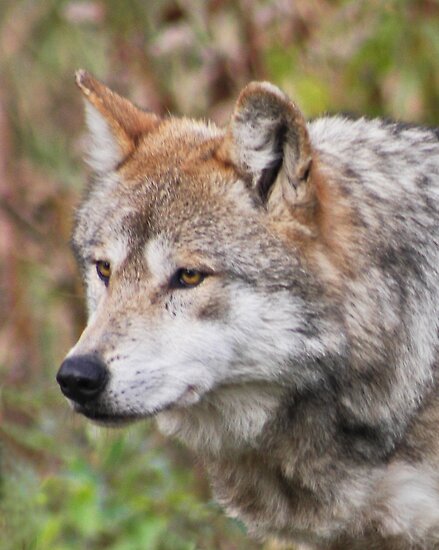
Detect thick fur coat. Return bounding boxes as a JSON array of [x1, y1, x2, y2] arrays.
[[57, 72, 439, 549]]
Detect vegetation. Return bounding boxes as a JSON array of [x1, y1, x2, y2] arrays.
[[1, 1, 438, 548]]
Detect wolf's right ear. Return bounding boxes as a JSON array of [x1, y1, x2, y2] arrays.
[[75, 70, 160, 172], [220, 82, 314, 211]]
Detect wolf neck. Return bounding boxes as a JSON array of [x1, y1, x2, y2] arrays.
[[157, 375, 439, 545], [156, 379, 350, 499], [157, 379, 365, 543]]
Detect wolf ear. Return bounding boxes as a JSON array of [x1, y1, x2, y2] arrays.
[[75, 70, 160, 172], [223, 82, 314, 209]]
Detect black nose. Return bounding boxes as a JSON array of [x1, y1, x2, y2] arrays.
[[56, 354, 108, 404]]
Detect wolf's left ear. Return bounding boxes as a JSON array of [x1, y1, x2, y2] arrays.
[[75, 70, 160, 172], [222, 82, 314, 209]]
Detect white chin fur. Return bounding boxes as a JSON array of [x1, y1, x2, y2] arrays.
[[156, 382, 284, 455], [173, 385, 203, 407]]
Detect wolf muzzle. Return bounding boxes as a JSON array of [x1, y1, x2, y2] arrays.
[[56, 354, 108, 404]]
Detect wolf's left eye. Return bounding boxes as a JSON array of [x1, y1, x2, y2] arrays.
[[96, 260, 111, 286], [173, 268, 206, 289]]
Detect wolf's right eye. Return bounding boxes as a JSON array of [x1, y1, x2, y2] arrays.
[[172, 268, 206, 289], [96, 261, 111, 286]]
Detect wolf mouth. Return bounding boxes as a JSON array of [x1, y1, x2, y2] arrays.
[[73, 404, 145, 427], [73, 398, 181, 427]]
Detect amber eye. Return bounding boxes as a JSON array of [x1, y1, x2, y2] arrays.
[[174, 268, 206, 288], [96, 260, 111, 286]]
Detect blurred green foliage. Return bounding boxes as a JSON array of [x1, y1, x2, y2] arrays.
[[2, 422, 252, 549], [0, 1, 438, 549]]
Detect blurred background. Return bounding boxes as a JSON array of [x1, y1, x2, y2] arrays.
[[1, 1, 438, 548]]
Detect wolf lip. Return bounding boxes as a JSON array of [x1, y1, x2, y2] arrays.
[[74, 404, 142, 426]]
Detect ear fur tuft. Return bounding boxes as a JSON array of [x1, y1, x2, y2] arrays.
[[75, 70, 160, 172]]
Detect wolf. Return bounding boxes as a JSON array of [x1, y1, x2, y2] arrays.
[[57, 70, 439, 549]]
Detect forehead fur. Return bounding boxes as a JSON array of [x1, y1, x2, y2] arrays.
[[74, 116, 261, 261], [120, 116, 235, 184], [116, 117, 254, 232]]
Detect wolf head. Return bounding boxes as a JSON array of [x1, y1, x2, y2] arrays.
[[59, 72, 439, 462], [56, 71, 341, 450]]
